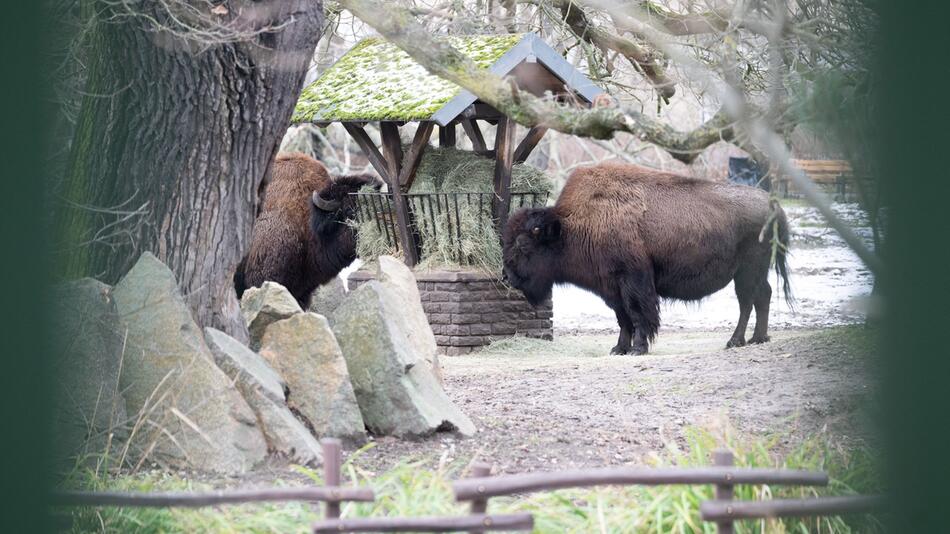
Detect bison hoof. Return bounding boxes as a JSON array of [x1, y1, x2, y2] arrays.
[[610, 345, 631, 355], [726, 337, 746, 349], [749, 335, 770, 344], [631, 342, 649, 355]]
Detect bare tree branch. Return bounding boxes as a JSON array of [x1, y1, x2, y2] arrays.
[[335, 0, 734, 163]]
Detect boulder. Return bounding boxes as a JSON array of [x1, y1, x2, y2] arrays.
[[205, 328, 322, 465], [112, 252, 267, 473], [240, 282, 303, 350], [375, 256, 443, 383], [308, 276, 347, 318], [50, 278, 129, 463], [331, 281, 475, 437], [258, 313, 365, 441]]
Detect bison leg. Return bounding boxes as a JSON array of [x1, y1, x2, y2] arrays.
[[610, 308, 634, 355], [727, 270, 758, 348], [620, 271, 660, 355], [749, 281, 772, 344]]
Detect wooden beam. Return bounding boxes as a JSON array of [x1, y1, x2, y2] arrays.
[[438, 123, 456, 147], [461, 119, 487, 152], [513, 126, 548, 164], [493, 116, 516, 233], [342, 123, 393, 184], [377, 122, 419, 266], [399, 122, 434, 188], [379, 122, 403, 184]]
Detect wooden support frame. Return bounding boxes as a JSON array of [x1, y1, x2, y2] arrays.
[[492, 116, 517, 233], [513, 126, 548, 164], [342, 122, 433, 266], [460, 119, 487, 152], [439, 123, 457, 147]]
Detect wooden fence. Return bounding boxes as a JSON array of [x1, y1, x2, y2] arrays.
[[54, 439, 881, 533]]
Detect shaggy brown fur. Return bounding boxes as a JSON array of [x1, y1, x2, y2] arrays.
[[503, 162, 791, 354], [235, 152, 378, 307]]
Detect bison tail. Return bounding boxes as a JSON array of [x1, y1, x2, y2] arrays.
[[773, 206, 795, 309]]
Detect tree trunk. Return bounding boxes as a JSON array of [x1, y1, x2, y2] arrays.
[[56, 1, 324, 343]]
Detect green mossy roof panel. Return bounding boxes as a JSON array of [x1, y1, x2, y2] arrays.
[[293, 34, 525, 123]]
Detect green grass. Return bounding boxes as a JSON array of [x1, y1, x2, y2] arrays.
[[59, 429, 881, 533]]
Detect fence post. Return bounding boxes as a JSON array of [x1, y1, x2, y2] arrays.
[[468, 462, 492, 534], [713, 449, 735, 534], [322, 438, 343, 520]]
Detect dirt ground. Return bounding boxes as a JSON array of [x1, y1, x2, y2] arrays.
[[344, 327, 877, 475]]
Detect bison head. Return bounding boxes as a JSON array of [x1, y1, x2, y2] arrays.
[[502, 208, 563, 306], [311, 174, 381, 233]]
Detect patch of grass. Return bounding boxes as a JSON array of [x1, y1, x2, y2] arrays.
[[478, 334, 613, 358], [59, 431, 881, 533]]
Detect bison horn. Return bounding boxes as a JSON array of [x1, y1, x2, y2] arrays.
[[312, 191, 341, 211]]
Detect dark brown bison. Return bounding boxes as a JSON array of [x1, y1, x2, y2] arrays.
[[502, 162, 791, 355], [234, 152, 378, 307]]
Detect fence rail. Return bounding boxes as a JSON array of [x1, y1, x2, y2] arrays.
[[453, 465, 829, 500], [51, 486, 375, 508], [312, 513, 534, 533], [701, 495, 884, 521]]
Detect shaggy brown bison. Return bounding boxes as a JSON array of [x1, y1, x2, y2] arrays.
[[234, 152, 378, 307], [502, 162, 791, 355]]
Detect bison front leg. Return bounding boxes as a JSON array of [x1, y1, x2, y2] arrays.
[[610, 308, 634, 355], [620, 271, 660, 355]]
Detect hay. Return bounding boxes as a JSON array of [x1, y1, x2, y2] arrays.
[[353, 147, 552, 272]]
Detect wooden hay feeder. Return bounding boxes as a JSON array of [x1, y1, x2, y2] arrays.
[[293, 33, 605, 352]]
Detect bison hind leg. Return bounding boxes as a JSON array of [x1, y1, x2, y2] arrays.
[[748, 281, 772, 344]]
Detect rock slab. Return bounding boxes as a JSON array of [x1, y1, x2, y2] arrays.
[[112, 252, 267, 473], [308, 276, 347, 318], [258, 313, 365, 441], [205, 328, 322, 465], [375, 256, 443, 383], [50, 278, 129, 462], [331, 280, 475, 437], [241, 281, 303, 350]]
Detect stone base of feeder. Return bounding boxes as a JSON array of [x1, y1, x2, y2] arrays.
[[347, 269, 553, 355]]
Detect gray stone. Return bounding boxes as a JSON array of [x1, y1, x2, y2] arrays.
[[50, 278, 129, 463], [331, 281, 476, 438], [258, 313, 365, 441], [308, 276, 347, 317], [204, 328, 321, 465], [240, 282, 303, 350], [375, 256, 442, 383], [113, 252, 267, 473]]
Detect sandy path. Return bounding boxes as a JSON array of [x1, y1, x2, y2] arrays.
[[351, 328, 876, 474]]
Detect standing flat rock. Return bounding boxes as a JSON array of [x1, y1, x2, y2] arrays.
[[308, 276, 347, 318], [113, 252, 267, 474], [50, 278, 129, 463], [331, 281, 475, 437], [375, 256, 443, 383], [241, 281, 303, 350], [204, 328, 322, 465], [258, 313, 365, 441]]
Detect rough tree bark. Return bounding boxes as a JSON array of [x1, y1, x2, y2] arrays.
[[56, 0, 325, 343]]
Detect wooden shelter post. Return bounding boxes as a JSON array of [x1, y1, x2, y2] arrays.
[[493, 116, 516, 233], [514, 126, 548, 164], [439, 123, 456, 147]]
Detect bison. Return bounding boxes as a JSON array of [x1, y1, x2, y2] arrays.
[[234, 152, 378, 308], [502, 162, 791, 355]]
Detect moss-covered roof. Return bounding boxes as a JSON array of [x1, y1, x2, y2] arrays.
[[293, 34, 525, 123]]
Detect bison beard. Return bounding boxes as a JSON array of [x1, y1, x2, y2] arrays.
[[235, 152, 378, 308], [503, 162, 792, 355]]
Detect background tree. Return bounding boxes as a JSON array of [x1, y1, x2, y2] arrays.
[[53, 0, 325, 341]]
